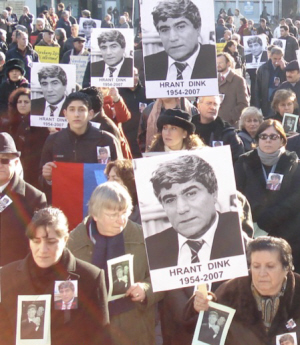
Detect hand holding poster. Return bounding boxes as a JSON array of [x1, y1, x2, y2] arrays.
[[90, 28, 134, 88], [134, 147, 248, 292], [140, 0, 218, 98]]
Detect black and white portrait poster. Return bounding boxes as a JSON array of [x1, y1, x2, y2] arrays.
[[30, 63, 76, 128], [134, 146, 247, 292], [283, 113, 299, 133], [271, 38, 286, 53], [90, 28, 134, 88], [244, 35, 268, 69], [78, 18, 102, 49], [140, 0, 218, 99], [107, 254, 134, 301], [16, 295, 51, 345], [192, 301, 235, 345]]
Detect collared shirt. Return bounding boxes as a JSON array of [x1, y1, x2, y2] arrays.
[[44, 96, 66, 117], [252, 52, 263, 64], [62, 297, 75, 310], [103, 58, 124, 78], [177, 213, 219, 266], [219, 69, 231, 80], [0, 181, 10, 193], [166, 44, 200, 80]]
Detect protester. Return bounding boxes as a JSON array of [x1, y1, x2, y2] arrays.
[[0, 207, 110, 344], [68, 182, 162, 345], [186, 236, 300, 345], [18, 6, 34, 35], [238, 107, 264, 151], [235, 119, 300, 272], [280, 25, 299, 62]]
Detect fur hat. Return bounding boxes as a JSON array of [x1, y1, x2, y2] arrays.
[[5, 58, 25, 77]]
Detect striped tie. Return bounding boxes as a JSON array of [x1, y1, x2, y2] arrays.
[[109, 67, 117, 77], [186, 240, 204, 263], [49, 105, 57, 117], [175, 62, 187, 80]]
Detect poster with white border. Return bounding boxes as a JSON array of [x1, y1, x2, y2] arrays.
[[140, 0, 218, 98], [133, 146, 248, 292], [79, 18, 102, 49], [271, 38, 286, 52], [192, 301, 236, 345], [70, 55, 89, 86], [90, 28, 134, 88], [107, 254, 134, 301], [282, 113, 299, 133], [30, 63, 76, 128], [16, 295, 51, 345], [276, 332, 297, 345], [244, 35, 268, 69]]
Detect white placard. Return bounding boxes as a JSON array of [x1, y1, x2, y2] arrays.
[[244, 35, 268, 69]]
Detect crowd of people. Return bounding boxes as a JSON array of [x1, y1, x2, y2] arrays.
[[0, 1, 300, 345]]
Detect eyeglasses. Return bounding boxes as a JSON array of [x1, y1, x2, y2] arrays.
[[258, 134, 281, 140], [103, 211, 128, 221], [0, 158, 15, 164]]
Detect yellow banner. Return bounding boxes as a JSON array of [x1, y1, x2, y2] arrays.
[[35, 46, 60, 64], [216, 43, 226, 54]]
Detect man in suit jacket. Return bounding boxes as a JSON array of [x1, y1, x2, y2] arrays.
[[245, 36, 268, 66], [112, 265, 127, 295], [21, 304, 43, 339], [146, 154, 244, 270], [144, 0, 217, 81], [91, 29, 133, 78], [31, 65, 68, 117]]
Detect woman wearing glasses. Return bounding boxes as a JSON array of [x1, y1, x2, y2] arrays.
[[234, 119, 300, 272], [67, 182, 162, 345]]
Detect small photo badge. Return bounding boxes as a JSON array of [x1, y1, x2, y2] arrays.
[[266, 173, 283, 191], [212, 141, 223, 147], [286, 319, 297, 330], [282, 113, 299, 134], [54, 280, 78, 310], [0, 195, 12, 212], [139, 102, 147, 113], [274, 77, 281, 87], [97, 146, 111, 164], [276, 332, 297, 345]]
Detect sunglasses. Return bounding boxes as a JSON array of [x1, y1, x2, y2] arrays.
[[0, 158, 16, 164], [258, 134, 281, 140]]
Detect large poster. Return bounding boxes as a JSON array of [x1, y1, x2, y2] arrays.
[[30, 63, 76, 128], [78, 17, 102, 49], [244, 35, 268, 69], [140, 0, 218, 98], [134, 147, 248, 292], [90, 28, 134, 88]]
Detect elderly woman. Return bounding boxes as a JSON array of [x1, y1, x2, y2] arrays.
[[238, 107, 263, 151], [0, 207, 110, 345], [149, 109, 204, 152], [271, 89, 299, 134], [105, 159, 141, 224], [235, 119, 300, 271], [186, 236, 300, 344], [67, 182, 162, 345]]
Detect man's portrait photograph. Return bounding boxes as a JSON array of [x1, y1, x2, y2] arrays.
[[244, 35, 268, 69], [283, 113, 299, 133], [271, 38, 286, 53], [192, 301, 235, 345], [16, 295, 51, 345], [134, 147, 247, 292], [107, 254, 134, 301], [30, 63, 76, 128], [97, 146, 111, 164], [266, 173, 283, 191], [79, 17, 101, 49], [90, 28, 134, 87], [140, 0, 218, 98], [54, 280, 78, 310], [276, 332, 297, 345]]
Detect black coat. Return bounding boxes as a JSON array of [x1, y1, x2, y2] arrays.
[[234, 149, 300, 271], [0, 249, 110, 345], [0, 172, 47, 266], [91, 57, 133, 78]]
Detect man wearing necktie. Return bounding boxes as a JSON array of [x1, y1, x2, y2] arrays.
[[31, 65, 68, 117], [144, 0, 217, 81], [145, 154, 244, 270], [245, 36, 268, 67], [91, 29, 133, 78]]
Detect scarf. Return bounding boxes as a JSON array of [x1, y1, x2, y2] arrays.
[[164, 143, 187, 152], [251, 278, 287, 331], [257, 146, 285, 166]]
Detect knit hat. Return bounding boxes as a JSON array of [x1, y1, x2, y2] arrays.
[[0, 133, 20, 156], [285, 60, 299, 72], [157, 109, 196, 134], [5, 58, 25, 77]]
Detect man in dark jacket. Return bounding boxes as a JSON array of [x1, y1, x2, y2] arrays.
[[255, 46, 286, 117], [6, 30, 39, 81], [56, 11, 72, 38], [280, 25, 299, 62], [193, 95, 244, 162], [0, 133, 47, 266]]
